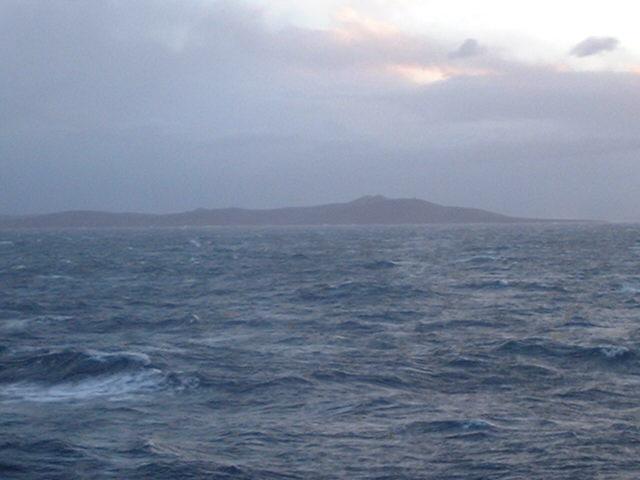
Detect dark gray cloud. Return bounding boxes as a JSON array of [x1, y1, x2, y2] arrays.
[[449, 38, 485, 59], [570, 36, 619, 57], [1, 1, 639, 220]]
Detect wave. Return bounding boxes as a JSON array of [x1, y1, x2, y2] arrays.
[[133, 460, 296, 480], [596, 345, 632, 359], [311, 369, 411, 390], [456, 279, 570, 293], [556, 386, 630, 402], [295, 281, 428, 302], [238, 376, 313, 395], [415, 319, 499, 332], [0, 349, 197, 402], [457, 279, 511, 290], [0, 300, 46, 314], [334, 320, 384, 333], [496, 339, 635, 364], [401, 419, 497, 435], [620, 283, 640, 294], [0, 315, 75, 334], [0, 370, 164, 402], [361, 260, 397, 270], [35, 274, 76, 283], [457, 255, 500, 264], [0, 349, 151, 384]]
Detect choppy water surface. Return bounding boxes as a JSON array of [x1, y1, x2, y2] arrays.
[[2, 224, 640, 479]]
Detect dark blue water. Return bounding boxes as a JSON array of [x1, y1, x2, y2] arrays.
[[2, 224, 640, 479]]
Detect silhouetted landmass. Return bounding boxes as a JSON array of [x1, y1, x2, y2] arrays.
[[0, 195, 576, 229]]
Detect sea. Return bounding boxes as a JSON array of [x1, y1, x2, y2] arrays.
[[2, 224, 640, 479]]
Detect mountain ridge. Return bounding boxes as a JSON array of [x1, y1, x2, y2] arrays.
[[0, 196, 580, 229]]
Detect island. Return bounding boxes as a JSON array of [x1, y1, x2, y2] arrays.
[[0, 195, 567, 229]]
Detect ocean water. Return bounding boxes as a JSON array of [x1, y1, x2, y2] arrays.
[[2, 224, 640, 479]]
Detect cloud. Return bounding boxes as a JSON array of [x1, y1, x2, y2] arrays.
[[449, 38, 485, 59], [387, 64, 495, 84], [570, 36, 619, 57], [1, 1, 640, 220]]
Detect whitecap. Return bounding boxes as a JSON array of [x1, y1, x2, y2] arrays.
[[0, 315, 74, 332], [37, 274, 74, 281], [0, 319, 32, 332], [599, 345, 630, 359], [0, 369, 164, 403], [620, 284, 640, 294], [461, 419, 496, 430], [87, 350, 152, 366], [458, 255, 498, 264]]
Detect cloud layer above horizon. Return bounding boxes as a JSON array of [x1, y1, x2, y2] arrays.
[[1, 0, 640, 220]]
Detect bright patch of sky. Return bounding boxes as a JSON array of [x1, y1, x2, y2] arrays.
[[248, 0, 640, 71]]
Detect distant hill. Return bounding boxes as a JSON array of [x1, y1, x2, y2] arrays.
[[0, 195, 564, 229]]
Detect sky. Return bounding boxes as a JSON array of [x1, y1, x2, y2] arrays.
[[1, 0, 640, 220]]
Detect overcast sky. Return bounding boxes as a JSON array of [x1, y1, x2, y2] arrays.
[[2, 0, 639, 220]]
